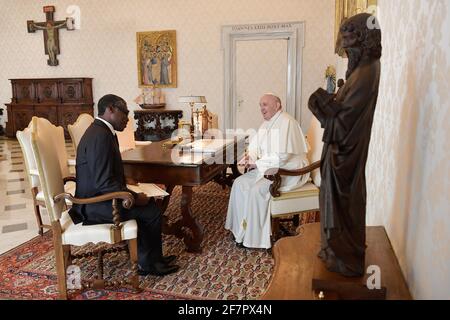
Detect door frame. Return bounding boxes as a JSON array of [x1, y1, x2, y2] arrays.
[[222, 21, 305, 129]]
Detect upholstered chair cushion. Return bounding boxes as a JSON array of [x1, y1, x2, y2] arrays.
[[269, 182, 319, 217], [59, 211, 138, 246]]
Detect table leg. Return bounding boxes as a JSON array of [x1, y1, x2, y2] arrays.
[[213, 163, 242, 188], [160, 185, 174, 213], [181, 186, 203, 252], [161, 185, 204, 253]]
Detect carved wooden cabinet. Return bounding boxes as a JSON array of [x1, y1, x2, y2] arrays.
[[4, 78, 94, 138], [134, 109, 183, 141]]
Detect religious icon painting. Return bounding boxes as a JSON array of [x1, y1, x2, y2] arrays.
[[136, 30, 177, 88]]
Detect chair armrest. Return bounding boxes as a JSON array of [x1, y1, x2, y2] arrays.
[[67, 158, 76, 166], [63, 176, 76, 184], [264, 161, 321, 198], [54, 191, 135, 230], [54, 191, 134, 208]]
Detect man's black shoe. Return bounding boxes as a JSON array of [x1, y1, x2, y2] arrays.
[[161, 255, 177, 265], [138, 262, 180, 276]]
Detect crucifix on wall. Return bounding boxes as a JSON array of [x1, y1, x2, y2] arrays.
[[27, 6, 75, 66]]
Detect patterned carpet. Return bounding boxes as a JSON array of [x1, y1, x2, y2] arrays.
[[0, 182, 276, 300]]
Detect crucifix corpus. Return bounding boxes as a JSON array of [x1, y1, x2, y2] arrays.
[[27, 6, 75, 66]]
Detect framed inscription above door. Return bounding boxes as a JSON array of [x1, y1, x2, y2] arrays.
[[222, 22, 305, 130]]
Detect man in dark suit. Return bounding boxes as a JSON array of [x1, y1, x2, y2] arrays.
[[69, 94, 179, 276]]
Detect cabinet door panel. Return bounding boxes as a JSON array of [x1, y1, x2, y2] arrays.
[[13, 106, 34, 132], [59, 81, 83, 103], [13, 81, 35, 103], [34, 105, 58, 125], [36, 81, 59, 103]]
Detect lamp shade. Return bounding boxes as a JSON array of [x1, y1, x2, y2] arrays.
[[178, 95, 207, 104]]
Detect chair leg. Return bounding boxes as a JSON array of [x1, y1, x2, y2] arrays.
[[31, 188, 44, 236], [63, 245, 72, 267], [314, 210, 320, 222], [54, 241, 68, 300], [35, 204, 44, 236], [97, 251, 104, 280], [271, 217, 280, 242], [293, 214, 300, 228], [128, 239, 141, 292]]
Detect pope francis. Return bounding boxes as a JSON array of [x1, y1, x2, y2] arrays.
[[225, 94, 309, 249]]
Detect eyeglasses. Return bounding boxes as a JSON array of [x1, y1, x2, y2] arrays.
[[113, 103, 129, 117]]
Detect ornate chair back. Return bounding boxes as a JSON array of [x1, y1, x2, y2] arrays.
[[68, 113, 94, 151], [31, 117, 67, 222], [117, 117, 152, 153], [16, 123, 40, 189], [116, 117, 136, 153], [17, 122, 51, 235]]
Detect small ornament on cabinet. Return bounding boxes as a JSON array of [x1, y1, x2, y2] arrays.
[[134, 87, 166, 109]]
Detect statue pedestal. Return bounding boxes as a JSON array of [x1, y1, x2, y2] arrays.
[[261, 223, 411, 300]]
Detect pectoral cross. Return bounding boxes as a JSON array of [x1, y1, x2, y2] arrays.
[[27, 6, 75, 66]]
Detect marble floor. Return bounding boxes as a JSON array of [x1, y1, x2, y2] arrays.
[[0, 136, 75, 254]]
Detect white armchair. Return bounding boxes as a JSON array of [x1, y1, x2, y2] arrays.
[[30, 116, 140, 299], [17, 119, 76, 236], [265, 117, 324, 241]]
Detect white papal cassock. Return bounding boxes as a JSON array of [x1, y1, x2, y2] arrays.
[[225, 110, 310, 248]]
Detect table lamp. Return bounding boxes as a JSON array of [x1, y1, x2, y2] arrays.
[[178, 95, 207, 138]]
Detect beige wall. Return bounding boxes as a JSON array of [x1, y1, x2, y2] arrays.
[[365, 0, 450, 299], [0, 0, 335, 129]]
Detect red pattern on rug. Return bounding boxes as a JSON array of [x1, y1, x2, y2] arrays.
[[0, 183, 275, 300]]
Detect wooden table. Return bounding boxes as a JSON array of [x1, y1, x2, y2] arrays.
[[261, 223, 412, 300], [121, 138, 245, 253]]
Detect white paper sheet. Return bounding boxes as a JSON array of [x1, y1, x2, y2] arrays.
[[127, 183, 169, 198]]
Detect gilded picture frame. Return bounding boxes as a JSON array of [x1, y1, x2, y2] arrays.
[[137, 30, 177, 88], [335, 0, 378, 56]]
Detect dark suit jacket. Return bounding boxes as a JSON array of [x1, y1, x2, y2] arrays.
[[69, 119, 134, 225]]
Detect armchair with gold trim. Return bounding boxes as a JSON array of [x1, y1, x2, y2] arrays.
[[265, 118, 324, 241], [30, 117, 140, 299]]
